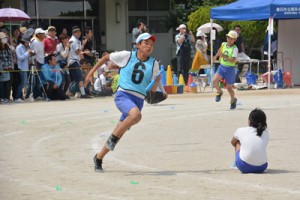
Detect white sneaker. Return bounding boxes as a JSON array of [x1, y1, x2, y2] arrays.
[[35, 96, 44, 100], [75, 92, 81, 98], [1, 98, 9, 103], [29, 96, 35, 102], [15, 98, 24, 103]]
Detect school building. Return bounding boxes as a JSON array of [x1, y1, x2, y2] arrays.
[[1, 0, 176, 66]]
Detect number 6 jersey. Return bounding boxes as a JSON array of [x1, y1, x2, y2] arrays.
[[110, 50, 160, 98]]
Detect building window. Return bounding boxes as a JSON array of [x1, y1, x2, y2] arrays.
[[128, 0, 170, 33]]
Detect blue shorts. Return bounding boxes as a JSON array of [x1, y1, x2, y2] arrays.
[[235, 150, 268, 173], [216, 64, 236, 85], [114, 91, 144, 121]]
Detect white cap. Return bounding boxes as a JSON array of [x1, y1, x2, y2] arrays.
[[196, 30, 207, 37], [35, 28, 46, 35], [226, 30, 238, 39], [176, 24, 186, 31], [136, 33, 156, 43]]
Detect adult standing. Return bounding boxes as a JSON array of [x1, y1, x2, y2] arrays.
[[191, 30, 208, 73], [15, 35, 33, 102], [234, 25, 245, 54], [0, 32, 13, 103], [81, 26, 94, 67], [26, 28, 46, 101], [56, 34, 71, 93], [68, 26, 90, 98], [175, 24, 195, 84], [132, 20, 147, 50], [44, 26, 59, 55]]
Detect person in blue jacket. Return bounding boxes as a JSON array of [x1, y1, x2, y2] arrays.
[[40, 54, 67, 100]]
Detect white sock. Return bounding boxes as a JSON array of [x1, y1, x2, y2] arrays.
[[80, 87, 86, 95]]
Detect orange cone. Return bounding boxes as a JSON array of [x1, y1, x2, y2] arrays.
[[186, 74, 193, 92]]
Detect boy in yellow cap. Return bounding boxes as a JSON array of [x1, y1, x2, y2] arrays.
[[213, 30, 238, 109]]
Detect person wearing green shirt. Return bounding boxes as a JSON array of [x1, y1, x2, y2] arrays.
[[213, 30, 238, 110]]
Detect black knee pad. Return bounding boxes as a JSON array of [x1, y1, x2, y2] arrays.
[[105, 134, 120, 151]]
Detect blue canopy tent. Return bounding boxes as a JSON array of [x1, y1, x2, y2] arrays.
[[211, 0, 300, 21], [210, 0, 300, 88]]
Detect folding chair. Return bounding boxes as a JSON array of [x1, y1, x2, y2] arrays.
[[197, 64, 214, 92]]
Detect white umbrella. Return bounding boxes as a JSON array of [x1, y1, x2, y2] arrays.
[[197, 22, 223, 33]]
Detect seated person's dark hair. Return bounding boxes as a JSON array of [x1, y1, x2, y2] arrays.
[[45, 54, 55, 64]]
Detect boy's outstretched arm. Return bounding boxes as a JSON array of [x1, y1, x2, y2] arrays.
[[84, 53, 110, 87]]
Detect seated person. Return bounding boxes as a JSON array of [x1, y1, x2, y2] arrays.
[[40, 54, 67, 100], [93, 66, 113, 96]]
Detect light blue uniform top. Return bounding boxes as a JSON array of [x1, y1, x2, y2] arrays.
[[118, 51, 155, 97]]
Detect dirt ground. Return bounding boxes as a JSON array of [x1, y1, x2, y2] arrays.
[[1, 88, 300, 200]]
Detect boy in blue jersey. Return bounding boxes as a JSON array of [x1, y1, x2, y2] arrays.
[[85, 33, 167, 172]]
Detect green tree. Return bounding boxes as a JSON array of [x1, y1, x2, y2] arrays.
[[188, 6, 269, 58]]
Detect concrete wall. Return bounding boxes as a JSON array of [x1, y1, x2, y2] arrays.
[[278, 19, 300, 86], [105, 0, 127, 51]]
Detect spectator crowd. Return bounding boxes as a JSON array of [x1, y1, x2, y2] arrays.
[[0, 23, 113, 104]]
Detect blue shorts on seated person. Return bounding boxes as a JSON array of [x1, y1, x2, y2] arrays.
[[216, 64, 236, 85], [114, 91, 144, 121], [235, 150, 268, 173]]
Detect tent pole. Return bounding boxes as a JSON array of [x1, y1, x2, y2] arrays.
[[210, 19, 213, 89], [267, 17, 273, 89]]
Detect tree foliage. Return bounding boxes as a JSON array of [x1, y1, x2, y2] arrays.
[[187, 5, 269, 58], [165, 0, 270, 58]]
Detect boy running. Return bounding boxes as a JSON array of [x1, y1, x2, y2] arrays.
[[84, 33, 167, 172], [212, 30, 238, 109]]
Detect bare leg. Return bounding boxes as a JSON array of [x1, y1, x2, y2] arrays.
[[227, 84, 235, 102], [96, 107, 142, 159], [212, 73, 222, 93]]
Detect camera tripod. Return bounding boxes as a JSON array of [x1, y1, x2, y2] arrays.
[[26, 56, 49, 101]]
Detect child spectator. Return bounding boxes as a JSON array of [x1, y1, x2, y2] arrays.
[[93, 66, 113, 96], [231, 108, 269, 173], [68, 26, 90, 98]]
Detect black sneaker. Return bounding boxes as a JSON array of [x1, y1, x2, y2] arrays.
[[215, 90, 223, 102], [230, 98, 238, 110], [93, 154, 103, 172], [81, 94, 91, 98]]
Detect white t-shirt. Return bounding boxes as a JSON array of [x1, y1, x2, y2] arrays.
[[94, 74, 106, 92], [30, 38, 44, 64], [68, 35, 81, 65], [234, 126, 269, 166]]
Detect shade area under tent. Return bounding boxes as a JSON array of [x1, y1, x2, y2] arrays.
[[209, 0, 300, 88]]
